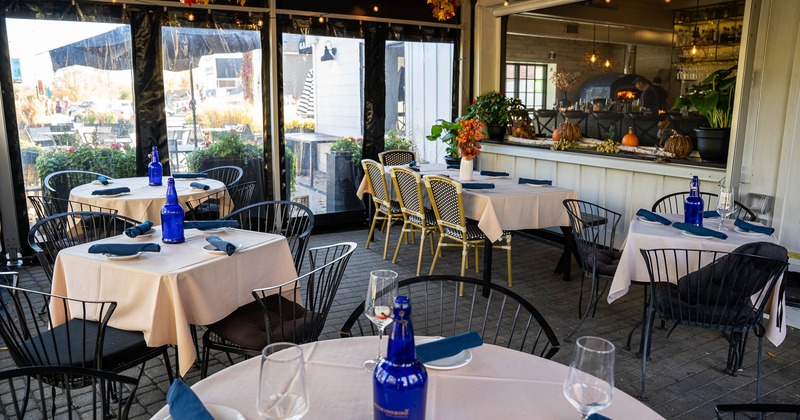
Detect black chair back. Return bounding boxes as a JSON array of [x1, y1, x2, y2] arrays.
[[562, 199, 622, 278], [204, 165, 244, 187], [185, 181, 256, 221], [43, 170, 112, 200], [652, 191, 758, 222], [28, 195, 119, 220]]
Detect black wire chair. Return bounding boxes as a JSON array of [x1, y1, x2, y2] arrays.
[[378, 150, 416, 166], [339, 275, 560, 360], [43, 170, 112, 200], [639, 246, 789, 400], [185, 181, 256, 221], [28, 195, 119, 220], [200, 242, 356, 378], [221, 200, 315, 272], [715, 403, 800, 419], [204, 165, 244, 187], [652, 191, 758, 222]]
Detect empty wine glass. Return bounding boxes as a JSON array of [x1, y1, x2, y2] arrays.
[[563, 336, 615, 420], [257, 343, 309, 420], [716, 186, 735, 230], [362, 269, 398, 372]]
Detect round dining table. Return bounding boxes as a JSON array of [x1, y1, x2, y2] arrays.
[[152, 336, 664, 419], [69, 176, 226, 223]]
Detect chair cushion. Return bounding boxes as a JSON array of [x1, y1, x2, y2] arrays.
[[652, 282, 759, 328], [22, 319, 151, 371], [379, 200, 402, 214], [409, 209, 437, 227], [586, 249, 621, 277], [207, 295, 320, 351]]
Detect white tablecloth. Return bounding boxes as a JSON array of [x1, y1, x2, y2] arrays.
[[357, 164, 575, 242], [50, 227, 298, 374], [608, 213, 786, 346], [69, 176, 226, 224], [152, 336, 664, 419]]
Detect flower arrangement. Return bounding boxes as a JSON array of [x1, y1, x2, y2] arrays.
[[428, 0, 461, 21], [550, 69, 582, 92], [467, 91, 527, 126], [457, 118, 484, 160]]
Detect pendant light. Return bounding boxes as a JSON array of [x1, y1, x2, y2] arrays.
[[690, 0, 700, 56], [584, 24, 602, 69], [602, 24, 616, 71]]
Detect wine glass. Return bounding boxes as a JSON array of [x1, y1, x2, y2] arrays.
[[563, 336, 615, 420], [362, 269, 399, 372], [716, 186, 735, 230], [257, 343, 309, 420]]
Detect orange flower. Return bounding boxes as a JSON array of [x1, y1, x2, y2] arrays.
[[457, 118, 484, 160]]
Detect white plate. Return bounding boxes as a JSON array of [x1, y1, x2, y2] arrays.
[[521, 183, 551, 188], [91, 180, 113, 185], [166, 404, 244, 420], [417, 338, 473, 370], [734, 226, 768, 236], [191, 187, 211, 192], [129, 228, 156, 239], [486, 175, 509, 179], [202, 244, 228, 255], [96, 192, 130, 198], [681, 230, 716, 239], [104, 252, 143, 260], [636, 216, 664, 225], [196, 227, 227, 234], [175, 177, 206, 181]]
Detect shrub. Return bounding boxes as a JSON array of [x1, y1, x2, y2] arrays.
[[35, 143, 136, 182], [385, 129, 414, 151], [186, 131, 262, 172], [330, 136, 363, 164]]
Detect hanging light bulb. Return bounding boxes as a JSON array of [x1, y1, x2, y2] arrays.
[[257, 18, 263, 27], [373, 5, 379, 12], [187, 12, 195, 22], [318, 15, 325, 23], [603, 58, 611, 68], [504, 0, 509, 6], [590, 53, 597, 64], [690, 44, 698, 55]]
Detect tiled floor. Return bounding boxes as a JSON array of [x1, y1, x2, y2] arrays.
[[2, 226, 799, 419]]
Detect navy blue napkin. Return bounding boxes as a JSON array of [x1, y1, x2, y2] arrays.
[[416, 331, 483, 363], [673, 222, 728, 240], [703, 210, 720, 218], [91, 187, 130, 196], [409, 160, 417, 167], [173, 172, 208, 179], [124, 220, 153, 238], [97, 176, 109, 185], [480, 170, 509, 177], [518, 177, 553, 186], [461, 183, 495, 189], [636, 209, 671, 226], [184, 220, 239, 231], [447, 164, 460, 169], [190, 182, 211, 190], [88, 242, 160, 256], [588, 414, 612, 420], [408, 166, 421, 172], [734, 219, 775, 235], [206, 235, 237, 256], [166, 379, 213, 420]]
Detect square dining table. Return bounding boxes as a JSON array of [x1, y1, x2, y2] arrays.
[[50, 227, 298, 375]]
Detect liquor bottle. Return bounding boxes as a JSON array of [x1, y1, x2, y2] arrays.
[[684, 176, 704, 226], [148, 146, 163, 186], [161, 178, 185, 244], [373, 296, 427, 420]]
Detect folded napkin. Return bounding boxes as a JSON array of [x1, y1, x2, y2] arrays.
[[416, 331, 483, 363], [734, 218, 775, 235], [173, 172, 208, 179], [166, 379, 213, 420], [190, 182, 211, 190], [461, 183, 495, 190], [480, 170, 509, 177], [518, 177, 553, 186], [447, 164, 460, 169], [673, 222, 728, 240], [124, 220, 153, 238], [703, 210, 720, 218], [97, 176, 109, 185], [91, 187, 130, 196], [588, 414, 612, 420], [635, 209, 671, 226], [408, 166, 421, 172], [409, 160, 417, 167], [206, 235, 237, 256], [88, 242, 160, 256], [184, 220, 239, 230]]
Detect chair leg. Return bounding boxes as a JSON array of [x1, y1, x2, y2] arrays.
[[640, 307, 656, 400], [162, 347, 175, 383], [474, 246, 480, 273], [626, 285, 649, 353], [429, 237, 444, 275], [416, 230, 427, 276], [566, 274, 597, 342], [391, 224, 408, 264], [382, 216, 393, 259], [756, 335, 763, 403], [459, 243, 468, 296], [506, 243, 512, 287], [201, 337, 211, 379], [365, 211, 380, 250]]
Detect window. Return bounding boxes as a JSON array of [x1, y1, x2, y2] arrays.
[[505, 63, 548, 111]]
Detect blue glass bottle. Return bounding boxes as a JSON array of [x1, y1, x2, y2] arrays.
[[684, 175, 704, 226], [161, 178, 185, 244], [148, 146, 163, 186], [373, 296, 427, 420]]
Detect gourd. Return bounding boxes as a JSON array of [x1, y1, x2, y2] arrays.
[[552, 128, 560, 141], [551, 118, 582, 151], [511, 119, 535, 139], [622, 127, 639, 147], [663, 129, 693, 159]]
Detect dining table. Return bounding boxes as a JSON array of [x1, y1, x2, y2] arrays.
[[151, 336, 664, 419], [50, 226, 298, 375], [69, 176, 227, 224], [608, 213, 787, 346]]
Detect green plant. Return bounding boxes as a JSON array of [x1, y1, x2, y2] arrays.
[[330, 136, 363, 164], [35, 144, 136, 182], [427, 119, 462, 158], [285, 145, 296, 193], [673, 65, 736, 128], [385, 129, 415, 151], [186, 131, 263, 172], [467, 91, 527, 126]]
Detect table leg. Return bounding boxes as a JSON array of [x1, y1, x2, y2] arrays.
[[482, 237, 493, 297], [310, 143, 317, 189], [555, 226, 576, 281]]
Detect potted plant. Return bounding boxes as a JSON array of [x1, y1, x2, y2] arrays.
[[550, 69, 582, 109], [467, 91, 526, 141], [327, 136, 363, 212], [186, 130, 266, 201], [672, 65, 736, 162], [427, 119, 463, 165]]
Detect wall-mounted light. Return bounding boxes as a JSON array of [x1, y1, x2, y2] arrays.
[[321, 41, 336, 62], [549, 51, 557, 61]]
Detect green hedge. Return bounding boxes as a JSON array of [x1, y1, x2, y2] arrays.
[[35, 144, 136, 182]]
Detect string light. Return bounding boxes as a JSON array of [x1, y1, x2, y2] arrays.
[[187, 12, 195, 21], [318, 15, 325, 23], [373, 5, 379, 12], [503, 0, 509, 6]]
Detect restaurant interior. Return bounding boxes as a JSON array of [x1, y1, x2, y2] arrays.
[[0, 0, 799, 418]]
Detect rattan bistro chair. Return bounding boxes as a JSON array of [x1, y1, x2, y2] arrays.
[[339, 275, 560, 359], [389, 167, 438, 275], [44, 170, 113, 200], [652, 191, 758, 221], [423, 175, 512, 287], [378, 150, 416, 166], [204, 165, 244, 187], [362, 159, 403, 260]]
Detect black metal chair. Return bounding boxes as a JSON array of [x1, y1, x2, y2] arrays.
[[562, 199, 622, 341], [389, 166, 438, 276], [639, 246, 789, 400], [362, 159, 403, 260], [627, 113, 663, 146], [43, 170, 113, 200], [221, 200, 314, 272], [652, 191, 759, 222], [185, 181, 256, 221], [204, 165, 244, 187], [339, 275, 560, 360], [200, 242, 357, 378], [533, 109, 558, 136], [561, 110, 589, 133], [378, 149, 416, 166], [28, 195, 119, 220], [715, 403, 800, 419], [592, 111, 624, 141], [27, 211, 141, 283]]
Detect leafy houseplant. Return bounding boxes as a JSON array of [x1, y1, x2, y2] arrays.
[[427, 119, 462, 161], [186, 131, 262, 172], [467, 91, 526, 141]]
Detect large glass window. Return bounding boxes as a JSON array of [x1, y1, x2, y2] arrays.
[[505, 63, 548, 111]]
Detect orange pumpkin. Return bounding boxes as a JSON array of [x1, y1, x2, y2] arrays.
[[622, 127, 639, 147], [552, 128, 560, 141]]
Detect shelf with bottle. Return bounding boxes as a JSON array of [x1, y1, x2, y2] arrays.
[[673, 23, 743, 49], [673, 44, 740, 64], [673, 1, 744, 25]]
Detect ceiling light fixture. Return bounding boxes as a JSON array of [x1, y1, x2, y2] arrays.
[[603, 24, 616, 71], [690, 0, 700, 56], [584, 23, 602, 69], [504, 0, 509, 6], [318, 15, 325, 23], [373, 5, 379, 12]]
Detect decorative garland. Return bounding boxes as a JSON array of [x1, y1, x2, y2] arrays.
[[428, 0, 461, 21]]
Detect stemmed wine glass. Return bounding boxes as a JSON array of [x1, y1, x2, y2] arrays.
[[257, 343, 309, 420], [716, 186, 735, 230], [362, 269, 399, 372], [563, 336, 615, 420]]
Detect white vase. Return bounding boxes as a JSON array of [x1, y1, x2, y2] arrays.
[[459, 157, 474, 181]]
